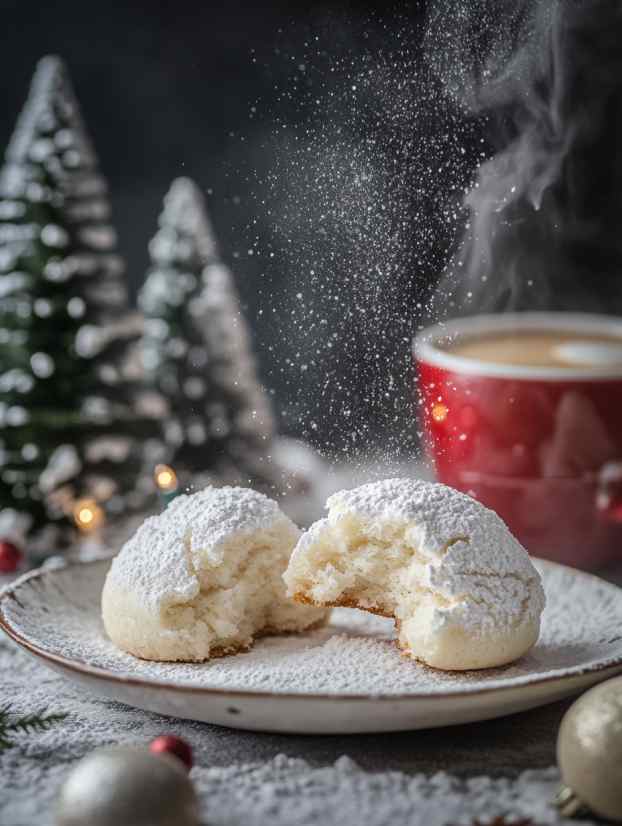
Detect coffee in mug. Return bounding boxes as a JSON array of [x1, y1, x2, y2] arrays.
[[414, 313, 622, 569], [445, 328, 622, 369]]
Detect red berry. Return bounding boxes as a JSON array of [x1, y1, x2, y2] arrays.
[[0, 540, 22, 574], [149, 735, 192, 770]]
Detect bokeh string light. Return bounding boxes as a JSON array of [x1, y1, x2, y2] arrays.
[[72, 498, 104, 533], [154, 464, 178, 493], [154, 464, 181, 507]]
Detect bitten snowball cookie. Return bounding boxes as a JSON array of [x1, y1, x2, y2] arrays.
[[102, 487, 328, 661], [283, 478, 545, 671]]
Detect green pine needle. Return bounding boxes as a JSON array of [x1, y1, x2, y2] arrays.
[[0, 704, 67, 752]]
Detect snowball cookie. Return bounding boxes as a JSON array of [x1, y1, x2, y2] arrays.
[[283, 478, 545, 671], [102, 487, 328, 661]]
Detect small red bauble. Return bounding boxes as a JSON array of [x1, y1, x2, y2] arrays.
[[149, 734, 193, 771], [0, 540, 23, 574]]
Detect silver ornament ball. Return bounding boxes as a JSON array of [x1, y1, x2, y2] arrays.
[[557, 675, 622, 822], [56, 746, 200, 826]]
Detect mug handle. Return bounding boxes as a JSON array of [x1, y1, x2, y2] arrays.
[[596, 461, 622, 523]]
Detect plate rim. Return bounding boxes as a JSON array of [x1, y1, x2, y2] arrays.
[[1, 556, 622, 703]]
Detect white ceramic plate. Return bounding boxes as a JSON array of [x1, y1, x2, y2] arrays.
[[2, 557, 622, 734]]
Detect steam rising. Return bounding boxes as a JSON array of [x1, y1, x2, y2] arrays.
[[432, 0, 622, 315]]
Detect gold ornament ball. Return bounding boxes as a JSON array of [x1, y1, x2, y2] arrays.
[[557, 676, 622, 822], [56, 746, 200, 826]]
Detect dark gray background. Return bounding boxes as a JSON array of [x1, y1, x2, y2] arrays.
[[0, 1, 479, 453], [1, 1, 380, 294]]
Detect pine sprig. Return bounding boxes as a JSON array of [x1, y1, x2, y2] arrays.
[[0, 703, 67, 752]]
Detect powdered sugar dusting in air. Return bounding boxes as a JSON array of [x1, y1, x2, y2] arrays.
[[2, 558, 621, 696]]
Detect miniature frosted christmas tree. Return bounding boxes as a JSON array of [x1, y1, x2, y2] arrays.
[[0, 56, 162, 557], [140, 178, 278, 491]]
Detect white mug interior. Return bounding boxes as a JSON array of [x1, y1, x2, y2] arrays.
[[413, 312, 622, 380]]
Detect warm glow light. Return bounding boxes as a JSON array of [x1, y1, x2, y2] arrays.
[[154, 464, 178, 492], [73, 498, 104, 533], [432, 403, 449, 423]]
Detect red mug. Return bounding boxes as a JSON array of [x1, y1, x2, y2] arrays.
[[413, 313, 622, 569]]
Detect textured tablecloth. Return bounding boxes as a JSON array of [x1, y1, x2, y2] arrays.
[[0, 631, 597, 826]]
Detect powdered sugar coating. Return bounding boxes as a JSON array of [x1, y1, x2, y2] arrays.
[[106, 486, 296, 611], [327, 477, 532, 573], [325, 478, 544, 631]]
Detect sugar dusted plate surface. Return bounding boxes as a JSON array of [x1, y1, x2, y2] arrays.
[[1, 558, 622, 733]]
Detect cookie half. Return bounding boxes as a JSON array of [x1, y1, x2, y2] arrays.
[[102, 486, 328, 661], [283, 478, 545, 671]]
